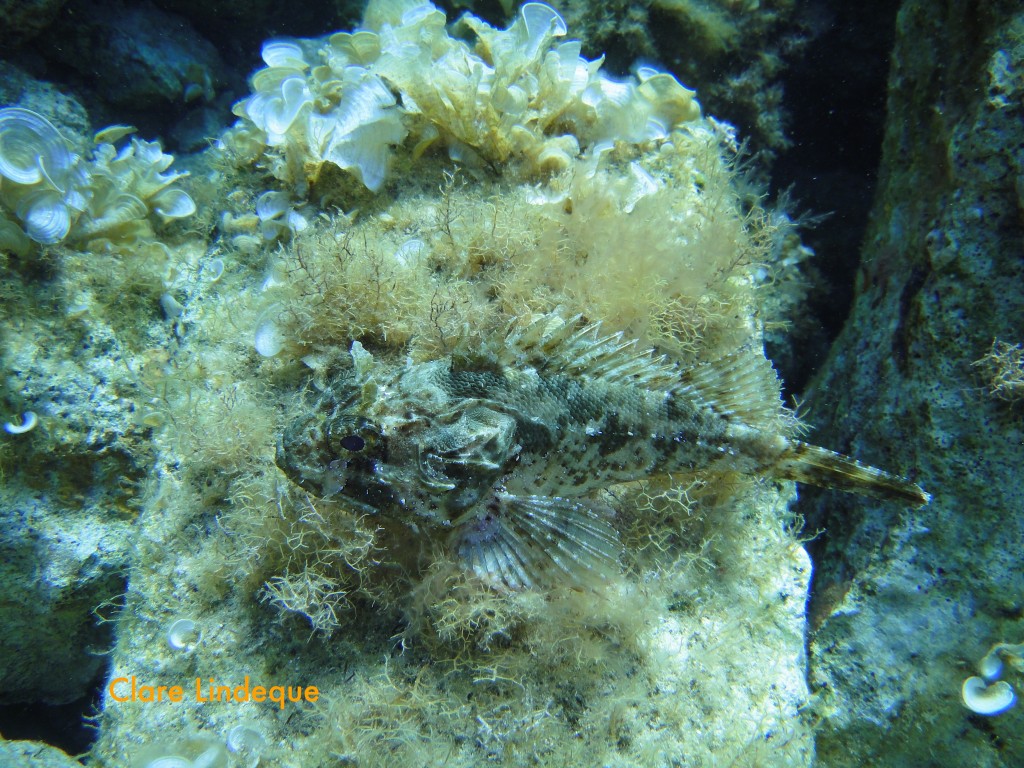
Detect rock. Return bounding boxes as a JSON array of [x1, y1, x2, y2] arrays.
[[0, 61, 91, 148], [804, 1, 1024, 765], [0, 739, 83, 768], [1, 318, 141, 704], [47, 0, 223, 110], [0, 0, 68, 48]]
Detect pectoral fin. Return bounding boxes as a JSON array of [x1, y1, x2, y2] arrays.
[[456, 493, 620, 589]]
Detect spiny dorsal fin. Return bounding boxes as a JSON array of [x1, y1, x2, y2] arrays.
[[502, 313, 786, 428], [676, 345, 785, 428], [501, 313, 680, 390]]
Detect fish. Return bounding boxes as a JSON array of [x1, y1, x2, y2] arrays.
[[276, 314, 929, 589]]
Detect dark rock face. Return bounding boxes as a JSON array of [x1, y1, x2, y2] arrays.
[[46, 0, 224, 109], [804, 1, 1024, 764], [0, 0, 69, 47]]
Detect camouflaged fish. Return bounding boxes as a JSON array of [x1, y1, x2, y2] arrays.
[[277, 314, 929, 588]]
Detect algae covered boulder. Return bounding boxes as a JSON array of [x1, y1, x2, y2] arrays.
[[74, 2, 817, 766]]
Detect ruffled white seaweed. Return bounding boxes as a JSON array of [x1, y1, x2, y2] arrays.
[[227, 0, 701, 196], [260, 39, 309, 70], [73, 137, 196, 245], [232, 34, 405, 193], [243, 73, 313, 144], [309, 67, 406, 192], [15, 188, 73, 243], [256, 189, 290, 221], [0, 107, 195, 249], [371, 2, 592, 168], [153, 188, 198, 221]]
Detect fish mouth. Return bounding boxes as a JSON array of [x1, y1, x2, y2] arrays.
[[415, 446, 459, 492]]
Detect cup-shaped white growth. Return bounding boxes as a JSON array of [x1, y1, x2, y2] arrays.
[[239, 63, 314, 146], [152, 188, 197, 221], [0, 108, 81, 243], [226, 724, 267, 768], [980, 648, 1005, 681], [327, 30, 381, 66], [15, 188, 73, 244], [142, 757, 192, 768], [254, 303, 286, 357], [392, 238, 427, 267], [496, 2, 567, 63], [962, 676, 1016, 716], [0, 107, 74, 187], [205, 257, 225, 283], [3, 411, 38, 435], [979, 642, 1024, 681], [256, 189, 290, 225], [256, 190, 308, 241], [261, 38, 309, 70], [226, 724, 266, 753], [265, 77, 314, 139], [166, 618, 201, 653]]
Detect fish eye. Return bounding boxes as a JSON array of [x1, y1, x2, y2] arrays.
[[339, 434, 365, 452]]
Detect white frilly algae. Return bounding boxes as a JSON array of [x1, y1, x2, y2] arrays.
[[73, 1, 816, 765]]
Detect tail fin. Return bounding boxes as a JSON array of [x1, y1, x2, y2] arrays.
[[777, 441, 930, 508]]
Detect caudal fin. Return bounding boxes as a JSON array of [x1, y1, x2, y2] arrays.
[[776, 441, 930, 508]]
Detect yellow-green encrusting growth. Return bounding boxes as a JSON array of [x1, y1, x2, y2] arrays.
[[85, 2, 817, 766]]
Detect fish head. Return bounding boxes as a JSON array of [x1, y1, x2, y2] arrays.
[[276, 344, 517, 523], [276, 393, 397, 512]]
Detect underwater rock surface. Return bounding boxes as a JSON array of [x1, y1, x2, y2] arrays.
[[804, 0, 1024, 765], [0, 62, 91, 144], [9, 0, 1021, 760], [3, 0, 929, 764], [0, 738, 84, 768], [47, 0, 223, 111], [0, 0, 67, 47]]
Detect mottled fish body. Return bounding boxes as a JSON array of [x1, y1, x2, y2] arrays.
[[277, 315, 929, 588]]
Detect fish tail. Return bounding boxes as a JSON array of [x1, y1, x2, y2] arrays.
[[777, 440, 930, 508]]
